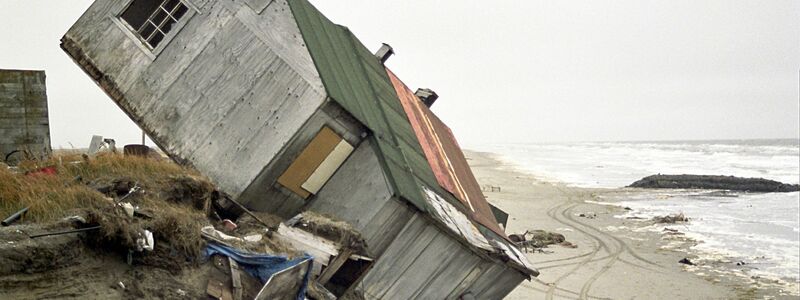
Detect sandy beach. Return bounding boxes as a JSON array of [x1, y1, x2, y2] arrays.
[[466, 150, 798, 299]]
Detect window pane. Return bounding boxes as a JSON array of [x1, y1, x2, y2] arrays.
[[139, 22, 157, 39], [160, 18, 178, 36], [151, 8, 168, 27], [173, 4, 188, 20], [148, 31, 165, 48], [120, 0, 160, 30], [163, 0, 180, 12]]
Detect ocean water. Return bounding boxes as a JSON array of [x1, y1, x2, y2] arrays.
[[474, 139, 800, 282]]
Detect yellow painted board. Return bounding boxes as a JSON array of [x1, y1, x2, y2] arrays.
[[277, 127, 342, 198]]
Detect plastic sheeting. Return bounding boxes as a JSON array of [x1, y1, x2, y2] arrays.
[[204, 243, 313, 300]]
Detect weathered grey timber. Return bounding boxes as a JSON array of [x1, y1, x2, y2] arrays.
[[310, 140, 527, 298], [62, 0, 534, 298], [0, 69, 51, 164], [629, 174, 800, 192], [61, 0, 329, 200]]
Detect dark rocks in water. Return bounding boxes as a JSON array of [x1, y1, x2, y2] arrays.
[[653, 213, 688, 224], [628, 174, 800, 193], [679, 258, 695, 266]]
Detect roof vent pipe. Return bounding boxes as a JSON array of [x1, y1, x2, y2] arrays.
[[415, 88, 438, 107], [374, 43, 394, 64]]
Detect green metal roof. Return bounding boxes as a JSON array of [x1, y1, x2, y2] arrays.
[[287, 0, 456, 213]]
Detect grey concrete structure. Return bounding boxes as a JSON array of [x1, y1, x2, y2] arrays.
[[0, 69, 51, 164]]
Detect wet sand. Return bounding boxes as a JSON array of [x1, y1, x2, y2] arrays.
[[466, 150, 795, 299]]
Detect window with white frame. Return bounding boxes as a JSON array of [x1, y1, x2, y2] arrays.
[[120, 0, 189, 49]]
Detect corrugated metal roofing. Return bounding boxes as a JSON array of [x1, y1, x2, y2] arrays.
[[387, 69, 507, 239]]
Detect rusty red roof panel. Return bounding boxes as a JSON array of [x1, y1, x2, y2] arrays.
[[386, 68, 506, 238]]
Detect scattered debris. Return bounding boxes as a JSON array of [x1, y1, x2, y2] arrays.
[[0, 154, 376, 299], [526, 230, 566, 248], [482, 185, 502, 192], [87, 136, 119, 155], [559, 241, 578, 248], [25, 166, 58, 177], [222, 219, 238, 231], [1, 207, 29, 226], [28, 226, 101, 239], [653, 213, 688, 224], [123, 144, 150, 157], [510, 229, 572, 252], [578, 212, 597, 219]]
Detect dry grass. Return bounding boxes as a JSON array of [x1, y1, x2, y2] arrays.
[[0, 153, 200, 222], [300, 211, 366, 253], [1, 153, 215, 268]]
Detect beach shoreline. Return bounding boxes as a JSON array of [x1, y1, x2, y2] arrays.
[[465, 150, 799, 299]]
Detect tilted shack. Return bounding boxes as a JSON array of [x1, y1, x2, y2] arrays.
[[0, 69, 51, 165], [62, 0, 536, 298]]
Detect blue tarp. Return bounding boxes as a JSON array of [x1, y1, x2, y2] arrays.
[[204, 243, 313, 300]]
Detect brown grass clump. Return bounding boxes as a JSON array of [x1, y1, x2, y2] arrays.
[[0, 165, 107, 223]]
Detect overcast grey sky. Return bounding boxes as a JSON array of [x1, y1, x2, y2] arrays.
[[1, 0, 798, 148]]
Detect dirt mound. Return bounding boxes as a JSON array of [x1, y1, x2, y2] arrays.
[[161, 175, 216, 210]]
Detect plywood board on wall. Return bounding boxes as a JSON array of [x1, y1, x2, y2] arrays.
[[301, 139, 354, 194], [277, 126, 351, 198]]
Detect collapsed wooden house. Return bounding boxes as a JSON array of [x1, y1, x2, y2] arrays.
[[61, 0, 537, 298], [0, 69, 51, 165]]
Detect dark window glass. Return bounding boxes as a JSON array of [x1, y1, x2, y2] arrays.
[[120, 0, 189, 49], [120, 0, 160, 30]]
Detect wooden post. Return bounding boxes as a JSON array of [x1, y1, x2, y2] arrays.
[[317, 248, 353, 285]]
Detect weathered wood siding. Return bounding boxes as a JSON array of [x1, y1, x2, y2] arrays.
[[359, 213, 526, 299], [307, 139, 416, 256], [241, 101, 364, 216], [0, 70, 51, 163], [62, 0, 325, 199], [310, 141, 525, 299]]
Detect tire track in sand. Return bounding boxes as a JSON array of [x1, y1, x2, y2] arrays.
[[544, 199, 614, 300], [543, 186, 666, 299]]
